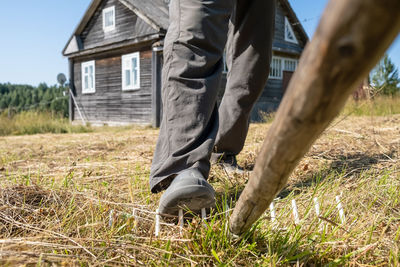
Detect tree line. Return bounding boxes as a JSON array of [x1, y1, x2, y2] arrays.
[[0, 83, 69, 117], [0, 54, 398, 120]]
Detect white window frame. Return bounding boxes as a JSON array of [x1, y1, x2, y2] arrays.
[[284, 58, 298, 73], [102, 6, 116, 33], [284, 17, 298, 44], [121, 52, 141, 91], [270, 57, 283, 79], [269, 56, 299, 80], [81, 61, 96, 94]]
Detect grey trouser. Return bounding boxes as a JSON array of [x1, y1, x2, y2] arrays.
[[150, 0, 275, 193]]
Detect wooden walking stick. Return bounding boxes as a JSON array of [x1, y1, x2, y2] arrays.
[[230, 0, 400, 235]]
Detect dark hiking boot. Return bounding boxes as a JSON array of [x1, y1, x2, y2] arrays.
[[158, 169, 215, 217], [211, 153, 245, 174]]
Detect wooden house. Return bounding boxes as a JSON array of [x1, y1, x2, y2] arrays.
[[63, 0, 308, 126]]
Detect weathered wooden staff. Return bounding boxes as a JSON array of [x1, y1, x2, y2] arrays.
[[230, 0, 400, 235]]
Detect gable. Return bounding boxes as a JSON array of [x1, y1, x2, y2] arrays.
[[64, 36, 83, 55], [278, 0, 308, 45], [119, 0, 169, 31], [63, 0, 167, 56], [272, 0, 307, 55], [80, 0, 158, 51]]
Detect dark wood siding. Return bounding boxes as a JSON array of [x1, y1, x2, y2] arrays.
[[81, 0, 157, 50], [72, 47, 152, 124], [273, 1, 305, 54]]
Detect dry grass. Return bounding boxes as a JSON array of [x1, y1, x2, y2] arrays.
[[0, 111, 92, 136], [343, 96, 400, 117], [0, 105, 399, 265]]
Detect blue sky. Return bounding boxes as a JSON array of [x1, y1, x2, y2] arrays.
[[0, 0, 398, 86]]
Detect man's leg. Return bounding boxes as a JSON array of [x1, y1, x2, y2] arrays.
[[213, 0, 276, 161], [150, 0, 233, 194]]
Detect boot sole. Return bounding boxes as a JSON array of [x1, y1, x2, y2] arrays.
[[159, 184, 215, 216]]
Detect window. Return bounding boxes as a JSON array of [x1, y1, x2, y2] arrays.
[[284, 17, 298, 44], [81, 61, 95, 94], [270, 57, 283, 79], [269, 56, 299, 79], [103, 6, 115, 32], [284, 58, 298, 72], [122, 52, 140, 90]]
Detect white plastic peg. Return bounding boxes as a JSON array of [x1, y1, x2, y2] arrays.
[[178, 209, 184, 233], [269, 201, 276, 223], [335, 195, 345, 224], [291, 199, 300, 225], [201, 208, 207, 227], [155, 209, 160, 237], [109, 209, 114, 227], [313, 197, 320, 218]]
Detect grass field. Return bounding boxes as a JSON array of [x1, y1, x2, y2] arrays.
[[0, 100, 399, 266]]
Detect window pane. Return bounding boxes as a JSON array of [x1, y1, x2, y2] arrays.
[[125, 69, 131, 86], [132, 58, 137, 69], [132, 58, 138, 86], [286, 24, 293, 40], [89, 74, 93, 89], [105, 11, 114, 27], [85, 76, 88, 90], [133, 69, 137, 86], [125, 59, 130, 69]]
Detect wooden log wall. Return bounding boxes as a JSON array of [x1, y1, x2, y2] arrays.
[[73, 48, 153, 124]]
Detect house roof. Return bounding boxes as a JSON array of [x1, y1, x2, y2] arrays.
[[119, 0, 169, 31], [63, 0, 308, 56]]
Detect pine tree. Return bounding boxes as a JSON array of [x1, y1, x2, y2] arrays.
[[0, 97, 7, 110], [371, 54, 400, 96], [10, 91, 20, 108]]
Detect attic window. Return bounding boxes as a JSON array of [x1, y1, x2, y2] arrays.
[[103, 6, 115, 32], [284, 17, 298, 44]]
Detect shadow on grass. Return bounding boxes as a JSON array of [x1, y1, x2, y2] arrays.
[[278, 151, 395, 198], [215, 151, 395, 202]]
